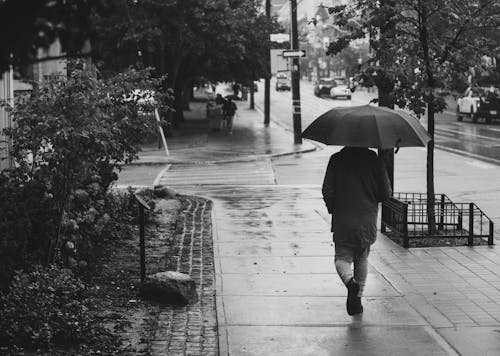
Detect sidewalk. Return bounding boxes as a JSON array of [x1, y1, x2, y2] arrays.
[[129, 99, 317, 165], [121, 92, 500, 355]]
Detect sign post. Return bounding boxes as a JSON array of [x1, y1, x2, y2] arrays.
[[133, 193, 151, 286], [264, 0, 271, 126], [290, 0, 302, 145]]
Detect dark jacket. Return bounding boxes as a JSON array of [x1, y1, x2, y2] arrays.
[[223, 100, 237, 116], [322, 147, 392, 248]]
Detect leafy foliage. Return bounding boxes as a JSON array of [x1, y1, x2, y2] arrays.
[[91, 0, 272, 122], [327, 0, 500, 111], [0, 66, 171, 286], [0, 265, 114, 350], [0, 0, 111, 71]]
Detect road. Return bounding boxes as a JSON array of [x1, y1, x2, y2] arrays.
[[255, 79, 500, 165]]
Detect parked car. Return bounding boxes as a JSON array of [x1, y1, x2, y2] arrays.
[[329, 77, 351, 99], [314, 77, 336, 97], [275, 72, 291, 91], [314, 77, 351, 99], [457, 86, 500, 124]]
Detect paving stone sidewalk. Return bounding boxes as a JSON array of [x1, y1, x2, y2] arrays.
[[148, 197, 217, 356]]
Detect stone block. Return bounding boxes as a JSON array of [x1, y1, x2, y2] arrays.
[[154, 186, 179, 199], [141, 271, 198, 305]]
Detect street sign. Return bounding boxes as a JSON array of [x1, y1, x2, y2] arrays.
[[270, 33, 290, 43], [270, 49, 289, 74], [282, 49, 306, 58]]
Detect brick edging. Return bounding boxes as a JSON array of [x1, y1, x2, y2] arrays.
[[150, 196, 218, 355]]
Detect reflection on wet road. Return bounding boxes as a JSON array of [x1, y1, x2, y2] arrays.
[[432, 113, 500, 163]]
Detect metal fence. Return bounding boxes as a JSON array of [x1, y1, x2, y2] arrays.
[[382, 192, 494, 248]]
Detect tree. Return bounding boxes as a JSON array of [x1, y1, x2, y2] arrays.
[[327, 0, 500, 233], [92, 0, 272, 125], [0, 0, 110, 72]]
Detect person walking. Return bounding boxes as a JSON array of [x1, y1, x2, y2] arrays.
[[322, 146, 391, 315], [222, 97, 237, 134]]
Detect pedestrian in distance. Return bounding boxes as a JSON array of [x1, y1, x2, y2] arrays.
[[222, 97, 237, 134], [232, 82, 240, 97], [215, 93, 226, 105], [322, 146, 391, 315]]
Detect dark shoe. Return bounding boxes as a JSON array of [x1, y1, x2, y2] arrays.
[[346, 278, 363, 315]]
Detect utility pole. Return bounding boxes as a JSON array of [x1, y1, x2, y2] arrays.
[[264, 0, 271, 126], [290, 0, 302, 144]]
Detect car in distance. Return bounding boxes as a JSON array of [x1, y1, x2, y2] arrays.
[[457, 86, 500, 124], [329, 77, 351, 99], [314, 77, 351, 99], [275, 72, 291, 91], [314, 77, 337, 97]]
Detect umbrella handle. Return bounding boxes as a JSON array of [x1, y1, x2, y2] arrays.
[[394, 138, 402, 154]]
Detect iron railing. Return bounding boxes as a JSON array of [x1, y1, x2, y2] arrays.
[[382, 192, 494, 248]]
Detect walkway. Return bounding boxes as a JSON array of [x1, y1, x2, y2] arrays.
[[117, 91, 500, 355]]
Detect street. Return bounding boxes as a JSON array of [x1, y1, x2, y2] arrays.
[[256, 79, 500, 165]]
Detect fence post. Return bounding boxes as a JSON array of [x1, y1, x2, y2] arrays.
[[489, 221, 494, 246], [468, 203, 474, 246], [134, 194, 151, 286], [403, 203, 409, 248], [458, 211, 463, 230], [139, 204, 146, 284], [438, 194, 445, 231]]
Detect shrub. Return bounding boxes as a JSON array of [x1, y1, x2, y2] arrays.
[[0, 65, 172, 284], [0, 265, 109, 349], [0, 170, 56, 290]]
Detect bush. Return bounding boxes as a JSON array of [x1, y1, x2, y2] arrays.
[[0, 170, 56, 290], [0, 265, 109, 349], [0, 66, 171, 284]]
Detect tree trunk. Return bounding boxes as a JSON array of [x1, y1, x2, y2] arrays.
[[426, 106, 436, 234], [419, 1, 437, 234], [182, 80, 192, 111], [375, 71, 395, 191], [375, 0, 397, 191], [250, 85, 255, 109], [173, 87, 185, 126]]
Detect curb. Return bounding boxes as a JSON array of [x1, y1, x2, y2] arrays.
[[435, 144, 500, 167], [253, 102, 324, 151], [126, 146, 319, 166]]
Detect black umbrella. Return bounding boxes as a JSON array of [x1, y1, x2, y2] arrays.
[[302, 105, 431, 149]]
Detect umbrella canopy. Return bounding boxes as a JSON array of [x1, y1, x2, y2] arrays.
[[302, 105, 431, 149]]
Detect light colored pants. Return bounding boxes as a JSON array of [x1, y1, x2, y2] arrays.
[[334, 244, 370, 297]]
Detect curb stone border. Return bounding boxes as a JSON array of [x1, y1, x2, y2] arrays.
[[149, 196, 218, 356]]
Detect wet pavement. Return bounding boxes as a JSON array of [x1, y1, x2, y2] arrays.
[[262, 79, 500, 165], [117, 89, 500, 355]]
